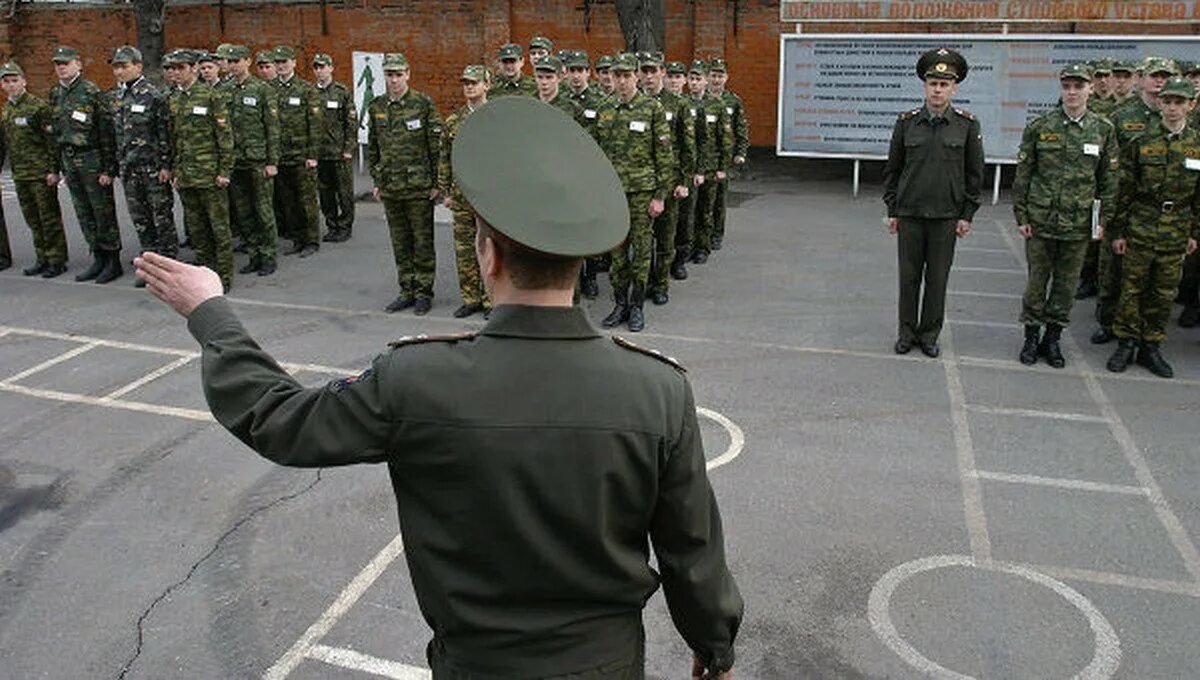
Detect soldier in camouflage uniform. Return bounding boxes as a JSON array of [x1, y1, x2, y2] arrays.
[[664, 61, 694, 280], [164, 49, 235, 290], [1013, 63, 1119, 369], [109, 46, 177, 288], [707, 58, 748, 252], [438, 64, 490, 319], [225, 44, 281, 276], [367, 53, 443, 315], [256, 51, 277, 83], [595, 55, 615, 98], [640, 53, 694, 305], [595, 53, 675, 333], [1105, 76, 1200, 379], [529, 36, 553, 64], [565, 50, 609, 297], [197, 51, 221, 88], [273, 44, 321, 257], [686, 60, 731, 265], [493, 44, 537, 98], [1087, 59, 1117, 117], [534, 55, 582, 119], [1110, 59, 1138, 110], [49, 46, 123, 284], [311, 53, 357, 243], [1092, 57, 1177, 346], [1, 62, 66, 277], [1177, 60, 1200, 328]]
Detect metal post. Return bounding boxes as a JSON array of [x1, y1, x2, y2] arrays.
[[992, 164, 1001, 205], [853, 159, 860, 198]]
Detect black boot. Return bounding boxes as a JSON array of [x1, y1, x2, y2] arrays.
[[1136, 341, 1174, 378], [1106, 338, 1136, 373], [75, 252, 106, 282], [627, 287, 645, 332], [1038, 323, 1065, 369], [23, 261, 47, 276], [670, 250, 689, 280], [94, 251, 123, 284], [1074, 277, 1097, 300], [238, 257, 261, 275], [601, 292, 629, 328], [1090, 326, 1116, 344], [1179, 305, 1200, 328], [1019, 325, 1040, 365], [580, 270, 599, 299]]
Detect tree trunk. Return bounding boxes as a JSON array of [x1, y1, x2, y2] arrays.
[[614, 0, 665, 54], [133, 0, 167, 84]]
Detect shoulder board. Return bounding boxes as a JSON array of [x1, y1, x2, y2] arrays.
[[953, 107, 974, 120], [389, 331, 478, 348], [899, 108, 920, 120], [612, 336, 685, 372]]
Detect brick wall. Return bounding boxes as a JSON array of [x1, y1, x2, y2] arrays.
[[2, 1, 1198, 149]]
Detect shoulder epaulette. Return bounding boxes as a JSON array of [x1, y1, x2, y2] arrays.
[[389, 331, 478, 348], [953, 107, 975, 120], [612, 335, 685, 372], [899, 108, 920, 120]]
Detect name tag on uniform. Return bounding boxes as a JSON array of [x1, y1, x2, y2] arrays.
[[130, 104, 146, 113], [243, 96, 257, 106], [71, 110, 88, 123], [405, 118, 422, 130], [287, 96, 301, 106], [665, 111, 674, 121], [725, 107, 734, 115], [192, 106, 208, 116], [583, 109, 597, 119], [705, 114, 717, 123], [1083, 143, 1100, 157], [14, 116, 27, 126], [629, 120, 646, 132], [1185, 158, 1200, 171], [690, 108, 697, 117], [326, 100, 340, 109]]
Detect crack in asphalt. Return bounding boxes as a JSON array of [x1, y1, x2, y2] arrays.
[[115, 469, 324, 680]]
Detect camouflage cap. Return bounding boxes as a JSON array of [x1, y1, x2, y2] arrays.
[[610, 53, 639, 72], [1111, 59, 1137, 73], [0, 62, 25, 78], [689, 59, 709, 75], [638, 51, 663, 68], [227, 44, 250, 60], [460, 64, 487, 82], [163, 48, 198, 66], [529, 36, 553, 52], [214, 43, 234, 58], [1141, 56, 1177, 76], [917, 47, 968, 83], [196, 50, 217, 64], [1159, 75, 1196, 99], [665, 60, 686, 75], [274, 45, 296, 61], [109, 45, 143, 65], [453, 97, 629, 257], [312, 53, 333, 67], [709, 57, 728, 73], [382, 52, 409, 71], [1090, 57, 1114, 75], [498, 43, 523, 60], [594, 55, 614, 71], [534, 55, 562, 72], [565, 50, 589, 69], [1184, 60, 1200, 75], [52, 46, 80, 63], [1059, 62, 1092, 81], [256, 50, 275, 65]]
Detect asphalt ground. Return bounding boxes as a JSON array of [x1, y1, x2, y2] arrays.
[[1, 159, 1198, 679]]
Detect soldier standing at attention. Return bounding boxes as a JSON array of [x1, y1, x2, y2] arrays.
[[706, 58, 748, 253], [49, 45, 123, 284], [1110, 60, 1138, 109], [311, 53, 357, 243], [197, 51, 221, 88], [565, 50, 604, 132], [109, 46, 177, 288], [596, 53, 674, 333], [438, 64, 491, 319], [492, 44, 536, 98], [528, 36, 553, 64], [255, 51, 277, 82], [134, 97, 740, 680], [274, 44, 322, 257], [213, 43, 234, 86], [686, 60, 730, 266], [1176, 61, 1200, 328], [883, 48, 984, 358], [1077, 58, 1117, 299], [533, 55, 581, 118], [164, 48, 235, 291], [1, 62, 67, 278], [1013, 63, 1118, 369], [367, 53, 442, 316], [1105, 76, 1200, 378], [225, 44, 281, 277], [595, 55, 615, 98]]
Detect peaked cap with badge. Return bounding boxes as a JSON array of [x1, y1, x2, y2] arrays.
[[1059, 62, 1092, 81], [917, 47, 968, 83], [1159, 75, 1196, 100]]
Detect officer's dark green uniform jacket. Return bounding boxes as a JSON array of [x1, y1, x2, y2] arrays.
[[883, 106, 984, 220], [185, 299, 743, 677]]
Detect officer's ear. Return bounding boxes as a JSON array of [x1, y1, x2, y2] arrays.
[[474, 215, 501, 279]]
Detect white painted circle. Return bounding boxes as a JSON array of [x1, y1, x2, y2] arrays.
[[697, 406, 745, 472], [867, 554, 1120, 680]]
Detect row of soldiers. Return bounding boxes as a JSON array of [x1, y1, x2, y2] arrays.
[[0, 43, 357, 290]]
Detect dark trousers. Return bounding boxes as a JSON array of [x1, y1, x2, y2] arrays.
[[897, 217, 957, 345], [229, 166, 277, 264], [275, 163, 320, 246], [1178, 249, 1200, 308], [62, 148, 120, 253], [0, 200, 9, 263], [122, 166, 178, 258], [317, 158, 355, 233], [426, 631, 645, 679], [1095, 234, 1123, 328]]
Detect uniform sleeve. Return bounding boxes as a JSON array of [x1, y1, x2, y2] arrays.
[[154, 90, 172, 171], [342, 88, 357, 157], [1097, 122, 1119, 228], [678, 102, 697, 181], [213, 92, 234, 178], [367, 103, 381, 185], [187, 297, 395, 467], [881, 117, 905, 217], [94, 87, 118, 176], [304, 84, 319, 161], [1011, 122, 1038, 226], [653, 103, 674, 201], [651, 379, 743, 675], [732, 96, 749, 160], [437, 114, 454, 196], [960, 117, 984, 222], [425, 96, 444, 179], [39, 100, 61, 175], [265, 87, 281, 166], [1110, 141, 1138, 240], [716, 103, 732, 171]]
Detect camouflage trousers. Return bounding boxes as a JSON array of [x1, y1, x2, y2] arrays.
[[650, 195, 680, 293], [229, 166, 278, 264], [0, 201, 9, 263], [1095, 234, 1124, 328], [61, 147, 120, 253], [451, 205, 487, 308], [675, 183, 697, 259], [179, 186, 233, 286], [275, 163, 320, 246], [382, 194, 436, 299], [1177, 249, 1200, 308], [317, 159, 355, 234], [713, 178, 729, 244], [610, 191, 654, 298], [14, 180, 67, 265], [1114, 245, 1186, 343], [122, 166, 178, 258], [897, 217, 957, 345], [1020, 236, 1088, 327], [693, 177, 722, 255]]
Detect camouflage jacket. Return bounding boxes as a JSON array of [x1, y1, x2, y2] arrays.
[[689, 93, 731, 175], [595, 92, 674, 200], [883, 105, 985, 221], [491, 74, 536, 98], [275, 75, 318, 163], [1110, 124, 1200, 252], [1110, 97, 1160, 148], [437, 101, 480, 205], [541, 90, 583, 123], [48, 75, 117, 175], [1012, 107, 1119, 239], [566, 84, 606, 137], [653, 88, 697, 185], [312, 80, 357, 160], [226, 75, 280, 168], [2, 92, 60, 180], [168, 80, 234, 188], [718, 90, 750, 160], [366, 88, 443, 199], [109, 76, 171, 175], [1089, 94, 1119, 119]]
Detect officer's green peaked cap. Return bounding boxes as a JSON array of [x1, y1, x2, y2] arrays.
[[452, 98, 629, 258]]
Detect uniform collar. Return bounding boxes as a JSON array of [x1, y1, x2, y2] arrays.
[[480, 304, 602, 339]]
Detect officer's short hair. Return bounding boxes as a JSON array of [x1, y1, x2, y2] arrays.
[[475, 220, 581, 290]]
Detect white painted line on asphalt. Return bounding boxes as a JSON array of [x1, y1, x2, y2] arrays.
[[868, 554, 1120, 680], [640, 330, 932, 364], [0, 341, 101, 383], [1000, 561, 1200, 598], [971, 470, 1148, 496], [699, 407, 745, 472], [0, 324, 198, 357], [959, 245, 1015, 254], [939, 327, 992, 564], [0, 381, 214, 420], [948, 290, 1023, 300], [963, 404, 1108, 424], [957, 352, 1200, 388], [953, 266, 1024, 275], [306, 644, 430, 679], [947, 319, 1023, 330], [102, 355, 195, 400]]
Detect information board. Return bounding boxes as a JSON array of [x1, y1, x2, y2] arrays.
[[781, 1, 1200, 23], [776, 34, 1200, 163]]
